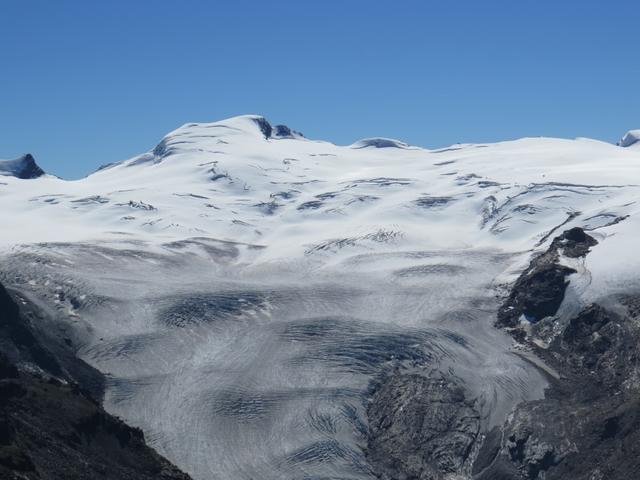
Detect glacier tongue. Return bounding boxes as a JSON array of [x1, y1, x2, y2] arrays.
[[2, 116, 640, 479], [1, 239, 548, 480]]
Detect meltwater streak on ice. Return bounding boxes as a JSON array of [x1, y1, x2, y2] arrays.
[[2, 241, 546, 480]]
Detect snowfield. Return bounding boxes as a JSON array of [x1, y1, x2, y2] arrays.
[[1, 115, 640, 479]]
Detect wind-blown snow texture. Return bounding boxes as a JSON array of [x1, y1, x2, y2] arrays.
[[1, 115, 639, 479]]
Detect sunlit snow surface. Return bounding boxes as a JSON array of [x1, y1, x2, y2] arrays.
[[2, 116, 640, 479]]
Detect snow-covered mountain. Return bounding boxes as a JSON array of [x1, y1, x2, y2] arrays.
[[2, 115, 640, 480], [1, 115, 639, 254]]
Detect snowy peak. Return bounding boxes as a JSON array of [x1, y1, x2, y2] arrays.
[[3, 114, 640, 256], [350, 137, 413, 149], [619, 130, 640, 148], [0, 154, 45, 179]]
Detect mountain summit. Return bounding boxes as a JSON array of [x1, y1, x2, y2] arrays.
[[0, 154, 45, 179], [619, 129, 640, 148]]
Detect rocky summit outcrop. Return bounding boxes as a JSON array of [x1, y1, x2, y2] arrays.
[[0, 281, 192, 480], [0, 154, 45, 179]]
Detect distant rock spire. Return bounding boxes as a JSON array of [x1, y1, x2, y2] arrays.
[[0, 154, 45, 179]]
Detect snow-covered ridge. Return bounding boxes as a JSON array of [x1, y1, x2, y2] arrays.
[[619, 129, 640, 148], [350, 137, 413, 149], [1, 115, 639, 259]]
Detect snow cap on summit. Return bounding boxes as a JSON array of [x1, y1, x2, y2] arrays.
[[618, 130, 640, 148], [350, 137, 412, 149]]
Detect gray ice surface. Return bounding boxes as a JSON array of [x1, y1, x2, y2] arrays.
[[2, 240, 547, 480]]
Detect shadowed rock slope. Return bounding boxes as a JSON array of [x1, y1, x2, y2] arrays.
[[0, 154, 45, 179], [364, 228, 640, 479], [0, 281, 191, 480], [474, 228, 640, 479]]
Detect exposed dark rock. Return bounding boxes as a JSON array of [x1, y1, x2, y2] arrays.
[[549, 226, 598, 258], [252, 116, 273, 139], [366, 372, 480, 480], [0, 357, 192, 480], [481, 224, 640, 479], [273, 124, 303, 138], [497, 228, 597, 328], [477, 299, 640, 479], [0, 154, 45, 179], [0, 283, 104, 399], [0, 281, 192, 480]]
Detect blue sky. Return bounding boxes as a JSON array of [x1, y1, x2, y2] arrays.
[[1, 0, 639, 178]]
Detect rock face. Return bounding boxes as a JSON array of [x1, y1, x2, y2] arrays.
[[497, 227, 597, 328], [0, 154, 45, 179], [364, 228, 640, 480], [477, 298, 640, 480], [476, 228, 640, 479], [0, 282, 104, 400], [0, 281, 192, 480], [366, 372, 480, 479], [273, 124, 304, 138], [362, 227, 640, 480]]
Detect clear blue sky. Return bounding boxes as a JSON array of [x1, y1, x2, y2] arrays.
[[1, 0, 639, 178]]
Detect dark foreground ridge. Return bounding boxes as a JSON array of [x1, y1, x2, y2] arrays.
[[0, 282, 191, 480]]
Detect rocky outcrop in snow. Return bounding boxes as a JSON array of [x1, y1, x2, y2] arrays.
[[0, 154, 45, 179], [497, 228, 598, 329]]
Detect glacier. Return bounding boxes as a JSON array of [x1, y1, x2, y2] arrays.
[[1, 115, 640, 479]]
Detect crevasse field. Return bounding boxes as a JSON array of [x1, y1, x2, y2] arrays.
[[1, 116, 639, 479]]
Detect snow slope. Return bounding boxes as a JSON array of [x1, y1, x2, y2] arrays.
[[1, 115, 638, 256], [1, 115, 640, 479]]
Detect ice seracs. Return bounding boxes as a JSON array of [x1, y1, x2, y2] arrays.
[[0, 153, 45, 179]]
